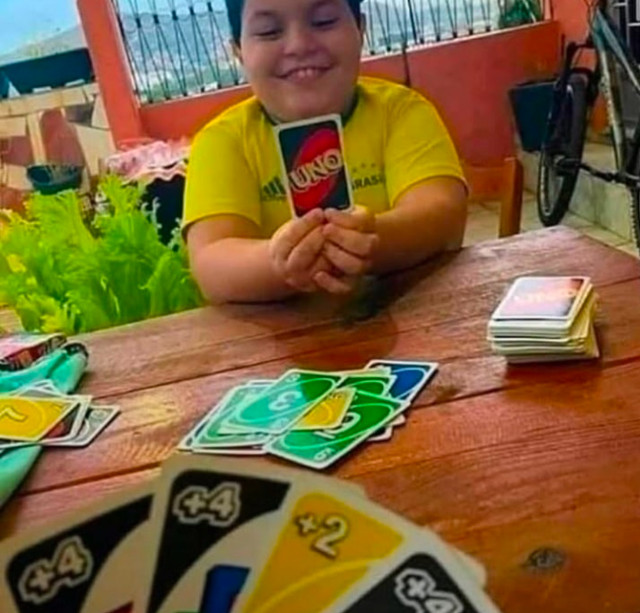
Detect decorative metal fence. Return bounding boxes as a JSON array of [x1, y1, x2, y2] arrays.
[[112, 0, 534, 103]]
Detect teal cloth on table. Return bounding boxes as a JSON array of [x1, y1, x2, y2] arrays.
[[0, 345, 88, 510]]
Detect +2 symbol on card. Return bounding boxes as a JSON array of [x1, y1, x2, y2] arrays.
[[294, 513, 350, 559]]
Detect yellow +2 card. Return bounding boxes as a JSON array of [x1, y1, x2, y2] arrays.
[[237, 491, 405, 613]]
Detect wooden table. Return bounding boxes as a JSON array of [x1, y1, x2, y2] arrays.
[[2, 227, 640, 613]]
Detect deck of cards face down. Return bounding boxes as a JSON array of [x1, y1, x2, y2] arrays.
[[488, 276, 599, 363], [0, 456, 504, 613], [275, 114, 354, 217], [179, 360, 438, 469]]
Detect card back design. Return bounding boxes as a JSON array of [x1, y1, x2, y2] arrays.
[[276, 115, 353, 217], [493, 277, 588, 321]]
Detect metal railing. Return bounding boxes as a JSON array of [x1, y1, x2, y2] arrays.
[[112, 0, 535, 103]]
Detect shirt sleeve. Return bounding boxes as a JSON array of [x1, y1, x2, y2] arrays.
[[385, 90, 466, 207], [183, 123, 261, 231]]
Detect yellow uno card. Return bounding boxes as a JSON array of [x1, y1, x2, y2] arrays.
[[294, 388, 355, 431], [239, 492, 405, 613], [0, 396, 76, 441]]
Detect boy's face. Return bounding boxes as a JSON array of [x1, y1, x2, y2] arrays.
[[236, 0, 363, 122]]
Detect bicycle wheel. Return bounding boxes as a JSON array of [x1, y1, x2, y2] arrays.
[[538, 74, 589, 226]]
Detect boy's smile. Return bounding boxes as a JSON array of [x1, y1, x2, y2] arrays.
[[276, 64, 333, 84], [235, 0, 364, 122]]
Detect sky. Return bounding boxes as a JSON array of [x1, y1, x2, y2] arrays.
[[0, 0, 80, 54], [0, 0, 232, 55]]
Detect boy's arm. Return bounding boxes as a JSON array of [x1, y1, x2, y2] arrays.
[[373, 176, 467, 273], [323, 176, 467, 277], [188, 210, 353, 303]]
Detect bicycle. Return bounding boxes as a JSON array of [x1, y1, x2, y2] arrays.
[[538, 0, 640, 249]]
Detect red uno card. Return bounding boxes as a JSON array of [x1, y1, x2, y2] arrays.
[[275, 114, 353, 217], [493, 276, 589, 321]]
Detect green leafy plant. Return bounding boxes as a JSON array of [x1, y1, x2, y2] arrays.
[[0, 175, 204, 335], [499, 0, 543, 28]]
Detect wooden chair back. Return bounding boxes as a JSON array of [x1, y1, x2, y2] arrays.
[[462, 157, 525, 238]]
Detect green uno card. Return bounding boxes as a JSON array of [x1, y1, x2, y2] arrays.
[[221, 370, 344, 434], [180, 382, 272, 449], [339, 373, 396, 396], [266, 390, 407, 469]]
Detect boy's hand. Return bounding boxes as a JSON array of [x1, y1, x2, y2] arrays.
[[321, 207, 379, 282], [269, 209, 330, 292]]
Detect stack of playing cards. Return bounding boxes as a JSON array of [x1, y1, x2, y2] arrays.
[[179, 360, 438, 470], [0, 332, 119, 454], [0, 456, 504, 613], [0, 380, 120, 452], [0, 333, 66, 371], [488, 276, 599, 363]]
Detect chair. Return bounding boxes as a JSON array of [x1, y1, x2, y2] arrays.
[[462, 157, 524, 238]]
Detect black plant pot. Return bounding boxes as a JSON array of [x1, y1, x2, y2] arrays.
[[509, 79, 555, 153], [26, 165, 84, 196], [141, 174, 185, 245]]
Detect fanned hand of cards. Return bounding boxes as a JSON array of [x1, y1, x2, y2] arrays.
[[0, 380, 120, 452], [179, 360, 438, 470], [488, 276, 600, 363], [0, 456, 503, 613]]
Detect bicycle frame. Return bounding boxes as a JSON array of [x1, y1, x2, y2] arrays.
[[545, 1, 640, 186], [592, 6, 640, 176]]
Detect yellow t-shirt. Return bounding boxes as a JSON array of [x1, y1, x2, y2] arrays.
[[184, 77, 464, 238]]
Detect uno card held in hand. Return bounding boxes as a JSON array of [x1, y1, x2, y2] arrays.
[[275, 114, 354, 217], [135, 457, 362, 613], [0, 484, 152, 613], [235, 488, 500, 613]]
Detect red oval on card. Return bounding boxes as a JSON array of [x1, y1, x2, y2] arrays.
[[290, 127, 343, 214]]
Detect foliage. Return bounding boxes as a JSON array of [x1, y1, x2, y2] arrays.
[[498, 0, 543, 28], [0, 175, 204, 335]]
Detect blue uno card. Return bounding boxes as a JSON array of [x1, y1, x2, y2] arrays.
[[365, 360, 438, 402], [200, 565, 249, 613]]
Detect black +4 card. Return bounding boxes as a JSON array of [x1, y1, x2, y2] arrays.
[[0, 485, 152, 613], [1, 457, 501, 613]]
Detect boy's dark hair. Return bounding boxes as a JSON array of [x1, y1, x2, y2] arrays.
[[224, 0, 363, 44]]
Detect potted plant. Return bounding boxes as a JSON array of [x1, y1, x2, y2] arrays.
[[26, 164, 84, 195], [0, 174, 204, 335]]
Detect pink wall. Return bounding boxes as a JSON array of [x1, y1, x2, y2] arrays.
[[407, 23, 561, 164], [549, 0, 589, 41]]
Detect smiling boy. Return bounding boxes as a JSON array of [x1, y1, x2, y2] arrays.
[[184, 0, 467, 303]]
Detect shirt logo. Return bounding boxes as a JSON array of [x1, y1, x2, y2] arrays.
[[261, 176, 287, 202]]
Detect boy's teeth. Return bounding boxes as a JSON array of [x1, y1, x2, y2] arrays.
[[293, 68, 320, 79]]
